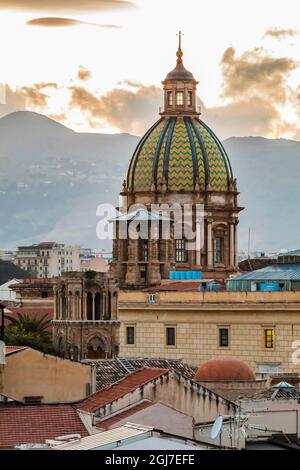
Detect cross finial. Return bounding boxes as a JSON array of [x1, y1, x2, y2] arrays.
[[177, 30, 183, 50], [176, 30, 184, 64]]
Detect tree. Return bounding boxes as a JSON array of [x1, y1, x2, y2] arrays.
[[4, 312, 57, 355]]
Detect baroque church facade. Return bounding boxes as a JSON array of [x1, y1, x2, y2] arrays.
[[53, 36, 243, 360]]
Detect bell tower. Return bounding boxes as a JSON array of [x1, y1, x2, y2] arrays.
[[161, 31, 199, 116]]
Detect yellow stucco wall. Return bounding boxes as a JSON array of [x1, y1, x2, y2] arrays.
[[3, 348, 95, 403], [118, 290, 300, 373]]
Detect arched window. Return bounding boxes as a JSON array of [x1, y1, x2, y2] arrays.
[[61, 294, 67, 319], [87, 292, 93, 320], [95, 292, 101, 320], [214, 237, 224, 263]]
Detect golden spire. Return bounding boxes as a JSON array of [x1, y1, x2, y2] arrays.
[[176, 30, 184, 64]]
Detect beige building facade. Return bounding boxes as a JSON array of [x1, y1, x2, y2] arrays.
[[1, 347, 96, 403], [118, 290, 300, 375]]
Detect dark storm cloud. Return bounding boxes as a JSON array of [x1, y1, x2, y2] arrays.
[[0, 0, 132, 12], [26, 17, 120, 28], [264, 28, 297, 39]]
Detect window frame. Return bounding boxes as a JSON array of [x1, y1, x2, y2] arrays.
[[166, 326, 176, 347], [126, 325, 135, 346], [176, 91, 184, 106], [264, 328, 275, 349], [175, 239, 187, 263], [167, 91, 173, 106], [214, 236, 224, 264], [219, 327, 229, 348]]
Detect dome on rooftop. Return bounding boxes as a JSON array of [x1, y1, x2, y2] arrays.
[[127, 116, 232, 192], [194, 356, 256, 382]]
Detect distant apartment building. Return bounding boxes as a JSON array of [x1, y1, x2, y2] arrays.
[[0, 250, 16, 263], [80, 248, 109, 273], [14, 242, 81, 278]]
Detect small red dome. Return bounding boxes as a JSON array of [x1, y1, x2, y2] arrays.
[[194, 356, 256, 382]]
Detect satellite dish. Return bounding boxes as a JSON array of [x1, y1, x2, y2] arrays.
[[210, 415, 223, 440]]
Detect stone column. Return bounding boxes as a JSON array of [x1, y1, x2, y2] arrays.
[[125, 238, 139, 285], [196, 220, 202, 267], [234, 221, 238, 267], [207, 219, 213, 268], [83, 293, 87, 320], [102, 292, 106, 319], [229, 222, 235, 268]]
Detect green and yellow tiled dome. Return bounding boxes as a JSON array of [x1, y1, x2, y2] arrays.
[[127, 116, 233, 192]]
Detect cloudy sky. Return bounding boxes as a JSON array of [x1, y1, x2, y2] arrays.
[[1, 0, 300, 138]]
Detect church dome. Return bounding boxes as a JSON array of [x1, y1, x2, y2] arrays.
[[194, 356, 256, 382], [127, 115, 233, 192]]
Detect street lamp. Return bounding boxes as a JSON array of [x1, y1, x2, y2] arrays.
[[0, 303, 6, 342]]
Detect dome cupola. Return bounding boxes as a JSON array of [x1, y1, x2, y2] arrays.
[[161, 31, 198, 116]]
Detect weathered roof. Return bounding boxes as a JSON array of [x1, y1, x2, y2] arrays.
[[96, 400, 153, 429], [238, 258, 276, 273], [111, 208, 172, 222], [228, 263, 300, 282], [0, 403, 88, 447], [75, 368, 169, 413], [54, 423, 153, 450], [83, 358, 196, 391]]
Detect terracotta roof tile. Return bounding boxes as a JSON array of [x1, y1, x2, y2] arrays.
[[5, 345, 27, 356], [0, 403, 88, 447], [75, 368, 169, 413], [83, 358, 196, 391]]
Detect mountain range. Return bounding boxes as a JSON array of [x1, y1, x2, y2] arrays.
[[0, 111, 299, 253]]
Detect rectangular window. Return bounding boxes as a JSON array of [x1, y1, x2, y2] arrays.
[[214, 237, 224, 263], [176, 91, 184, 105], [167, 91, 173, 106], [166, 327, 176, 346], [175, 239, 187, 263], [126, 326, 135, 345], [219, 328, 229, 347], [264, 329, 274, 349], [188, 91, 193, 106]]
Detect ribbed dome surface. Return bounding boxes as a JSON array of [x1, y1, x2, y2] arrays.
[[127, 116, 233, 192], [194, 356, 256, 382]]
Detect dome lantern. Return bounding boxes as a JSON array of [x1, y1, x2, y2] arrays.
[[161, 31, 199, 117]]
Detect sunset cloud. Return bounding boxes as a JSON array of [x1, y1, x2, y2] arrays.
[[0, 0, 132, 12], [264, 27, 297, 39], [69, 83, 162, 135], [26, 17, 120, 28], [221, 47, 297, 103], [77, 67, 92, 81]]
